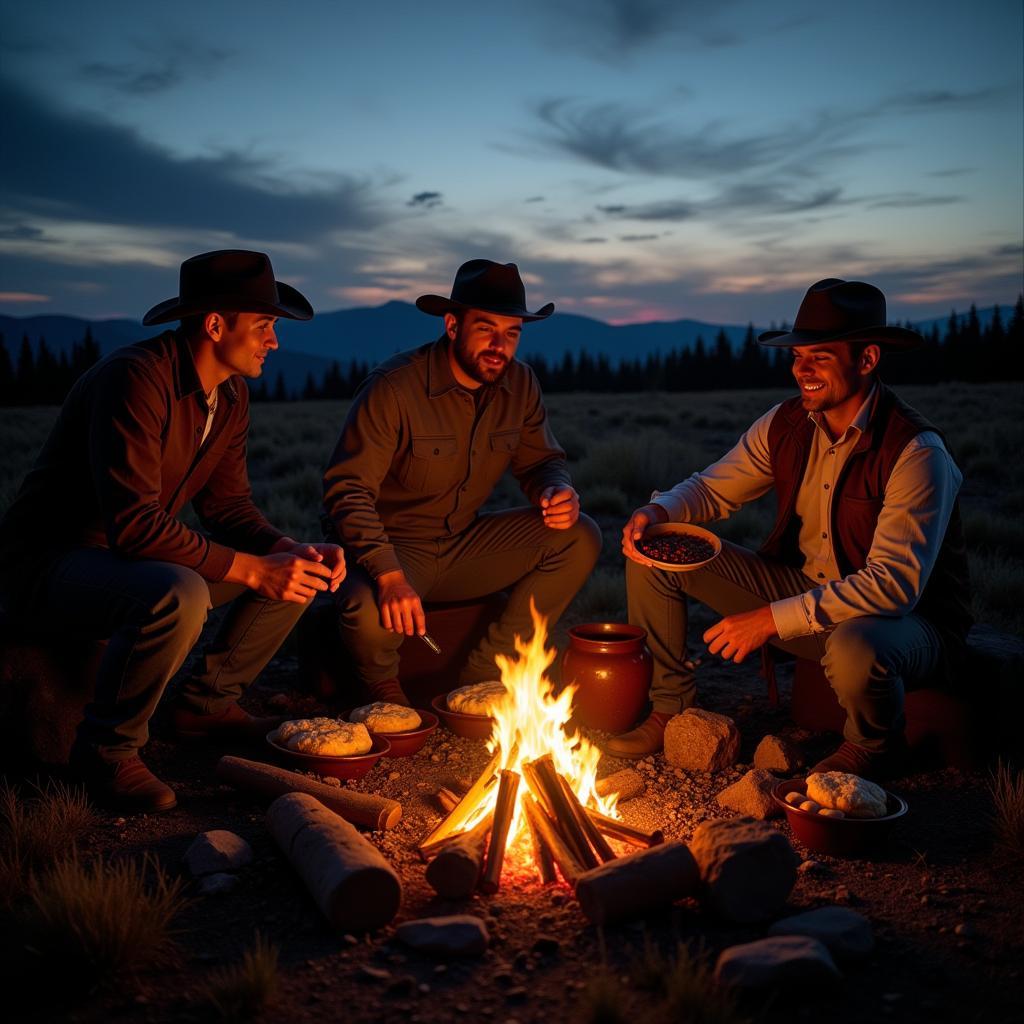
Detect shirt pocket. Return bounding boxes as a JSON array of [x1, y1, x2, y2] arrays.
[[401, 434, 459, 492], [488, 428, 521, 456]]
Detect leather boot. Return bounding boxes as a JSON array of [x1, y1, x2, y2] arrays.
[[365, 677, 411, 707], [602, 711, 674, 759], [809, 737, 909, 782], [169, 700, 283, 742], [70, 745, 177, 813]]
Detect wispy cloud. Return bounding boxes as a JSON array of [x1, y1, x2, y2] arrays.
[[78, 36, 232, 95], [407, 191, 443, 208]]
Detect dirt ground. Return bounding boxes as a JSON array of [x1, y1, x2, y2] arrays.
[[14, 611, 1021, 1024]]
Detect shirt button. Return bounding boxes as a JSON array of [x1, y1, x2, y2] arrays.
[[433, 448, 440, 455], [823, 483, 830, 490], [821, 532, 827, 539], [828, 449, 835, 455]]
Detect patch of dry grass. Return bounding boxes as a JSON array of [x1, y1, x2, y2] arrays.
[[200, 932, 280, 1022], [575, 968, 630, 1024], [989, 759, 1024, 860]]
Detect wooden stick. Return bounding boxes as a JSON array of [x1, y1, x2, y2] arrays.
[[418, 750, 499, 852], [528, 755, 599, 869], [216, 755, 401, 830], [436, 787, 460, 813], [557, 774, 616, 863], [521, 792, 583, 887], [419, 812, 491, 860], [480, 770, 520, 893], [585, 808, 664, 848], [595, 768, 645, 804], [524, 798, 557, 884], [425, 813, 492, 899]]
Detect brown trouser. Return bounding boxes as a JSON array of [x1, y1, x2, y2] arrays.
[[334, 508, 602, 686], [626, 540, 950, 751]]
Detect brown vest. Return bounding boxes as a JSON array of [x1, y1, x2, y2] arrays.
[[761, 384, 972, 642]]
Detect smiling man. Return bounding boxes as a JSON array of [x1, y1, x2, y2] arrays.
[[0, 250, 345, 811], [615, 279, 972, 778], [323, 259, 600, 705]]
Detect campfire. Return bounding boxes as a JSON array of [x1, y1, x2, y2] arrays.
[[417, 602, 662, 897]]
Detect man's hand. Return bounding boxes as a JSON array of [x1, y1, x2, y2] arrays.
[[238, 551, 334, 604], [621, 503, 669, 565], [703, 606, 778, 664], [539, 485, 580, 529], [279, 541, 346, 592], [376, 569, 425, 636]]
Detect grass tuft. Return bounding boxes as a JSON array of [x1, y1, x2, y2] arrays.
[[575, 968, 630, 1024], [661, 942, 747, 1024], [200, 932, 280, 1022], [989, 759, 1024, 860]]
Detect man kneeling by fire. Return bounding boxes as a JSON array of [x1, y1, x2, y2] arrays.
[[613, 278, 972, 780]]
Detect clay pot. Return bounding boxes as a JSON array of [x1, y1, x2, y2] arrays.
[[562, 623, 652, 733]]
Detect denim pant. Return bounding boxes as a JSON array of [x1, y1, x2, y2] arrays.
[[626, 540, 951, 750], [18, 546, 310, 760], [334, 509, 602, 687]]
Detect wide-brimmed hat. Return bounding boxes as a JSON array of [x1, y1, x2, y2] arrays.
[[416, 259, 554, 321], [758, 278, 923, 350], [142, 249, 314, 326]]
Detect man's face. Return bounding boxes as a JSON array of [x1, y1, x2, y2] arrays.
[[790, 342, 873, 413], [213, 312, 279, 378], [447, 309, 522, 386]]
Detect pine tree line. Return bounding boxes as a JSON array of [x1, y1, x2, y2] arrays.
[[0, 328, 102, 406]]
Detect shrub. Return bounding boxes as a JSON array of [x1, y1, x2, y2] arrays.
[[989, 759, 1024, 861], [200, 932, 280, 1022]]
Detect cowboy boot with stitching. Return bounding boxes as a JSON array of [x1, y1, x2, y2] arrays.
[[365, 677, 412, 707], [809, 737, 909, 782], [169, 700, 283, 742], [69, 744, 177, 813], [603, 711, 674, 760]]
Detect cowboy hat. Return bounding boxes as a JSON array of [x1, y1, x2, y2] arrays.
[[758, 278, 923, 350], [416, 259, 554, 321], [142, 249, 314, 326]]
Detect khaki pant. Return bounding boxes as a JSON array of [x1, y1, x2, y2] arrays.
[[626, 540, 951, 751], [334, 509, 602, 686]]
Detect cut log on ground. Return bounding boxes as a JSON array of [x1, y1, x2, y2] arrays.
[[266, 792, 401, 931], [585, 808, 664, 848], [595, 768, 645, 804], [575, 841, 700, 925], [216, 755, 401, 830], [425, 816, 492, 899]]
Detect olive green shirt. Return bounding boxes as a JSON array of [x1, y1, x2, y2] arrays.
[[322, 337, 571, 578]]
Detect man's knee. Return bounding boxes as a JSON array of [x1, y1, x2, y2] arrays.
[[333, 570, 385, 635], [823, 618, 897, 698], [565, 513, 602, 570], [144, 564, 210, 632]]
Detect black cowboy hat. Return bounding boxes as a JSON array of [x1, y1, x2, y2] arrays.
[[142, 249, 314, 326], [416, 259, 554, 321], [758, 278, 923, 350]]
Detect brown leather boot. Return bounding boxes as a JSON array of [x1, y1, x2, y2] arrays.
[[602, 711, 673, 760], [70, 747, 177, 813], [365, 677, 411, 707], [809, 737, 909, 782], [169, 700, 283, 742]]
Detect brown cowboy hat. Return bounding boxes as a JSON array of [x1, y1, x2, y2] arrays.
[[416, 259, 554, 321], [758, 278, 923, 350], [142, 249, 314, 326]]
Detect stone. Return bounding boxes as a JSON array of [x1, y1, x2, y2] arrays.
[[716, 768, 780, 820], [663, 709, 740, 772], [197, 872, 240, 896], [396, 915, 489, 958], [753, 734, 801, 773], [690, 817, 800, 923], [183, 830, 253, 877], [769, 906, 875, 960], [715, 936, 840, 991]]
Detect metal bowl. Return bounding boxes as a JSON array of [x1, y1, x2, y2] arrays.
[[265, 732, 390, 780], [637, 522, 722, 572], [772, 778, 908, 857], [371, 710, 439, 757], [430, 693, 495, 741]]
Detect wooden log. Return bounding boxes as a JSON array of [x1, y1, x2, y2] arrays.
[[419, 811, 491, 861], [524, 798, 557, 884], [425, 814, 492, 899], [521, 792, 583, 887], [585, 808, 664, 848], [574, 841, 700, 925], [216, 755, 401, 830], [595, 768, 645, 804], [527, 755, 599, 869], [266, 792, 401, 931], [436, 787, 460, 813], [418, 750, 499, 852], [480, 770, 520, 893], [557, 774, 616, 864]]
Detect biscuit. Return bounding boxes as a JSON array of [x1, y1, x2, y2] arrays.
[[447, 681, 507, 716], [272, 717, 343, 745], [349, 702, 422, 733], [287, 722, 373, 757], [806, 771, 888, 819]]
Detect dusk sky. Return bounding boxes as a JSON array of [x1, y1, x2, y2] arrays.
[[1, 0, 1021, 326]]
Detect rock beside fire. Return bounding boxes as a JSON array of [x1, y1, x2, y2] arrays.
[[690, 817, 799, 923], [769, 906, 875, 960], [663, 709, 740, 772], [716, 769, 779, 820], [714, 936, 840, 991], [753, 734, 801, 773], [184, 830, 253, 877], [396, 915, 489, 957]]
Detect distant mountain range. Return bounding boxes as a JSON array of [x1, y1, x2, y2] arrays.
[[0, 301, 1004, 392]]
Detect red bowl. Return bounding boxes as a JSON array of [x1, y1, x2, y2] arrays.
[[265, 732, 390, 780], [371, 710, 439, 757], [772, 778, 908, 858], [430, 693, 495, 741]]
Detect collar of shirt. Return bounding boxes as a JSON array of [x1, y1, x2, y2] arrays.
[[172, 329, 238, 408], [425, 335, 512, 398], [807, 381, 878, 448]]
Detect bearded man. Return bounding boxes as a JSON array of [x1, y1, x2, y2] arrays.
[[323, 259, 600, 704], [616, 278, 971, 778]]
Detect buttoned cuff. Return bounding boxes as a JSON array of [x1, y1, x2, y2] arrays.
[[361, 547, 402, 579], [770, 595, 817, 641]]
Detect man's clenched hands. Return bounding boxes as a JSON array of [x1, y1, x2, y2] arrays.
[[539, 486, 581, 529]]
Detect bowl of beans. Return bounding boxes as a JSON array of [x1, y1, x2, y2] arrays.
[[636, 523, 721, 571]]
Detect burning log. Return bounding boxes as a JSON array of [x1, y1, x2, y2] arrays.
[[521, 792, 584, 886], [480, 770, 520, 893], [216, 755, 401, 830], [574, 841, 700, 925], [595, 768, 645, 804], [265, 792, 401, 931], [585, 808, 664, 849], [557, 774, 616, 864], [523, 755, 598, 870], [524, 800, 557, 884], [425, 813, 492, 899], [418, 751, 500, 854]]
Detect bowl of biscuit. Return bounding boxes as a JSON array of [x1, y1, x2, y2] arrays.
[[348, 701, 438, 757], [773, 773, 908, 857], [266, 717, 390, 779], [431, 681, 507, 740]]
